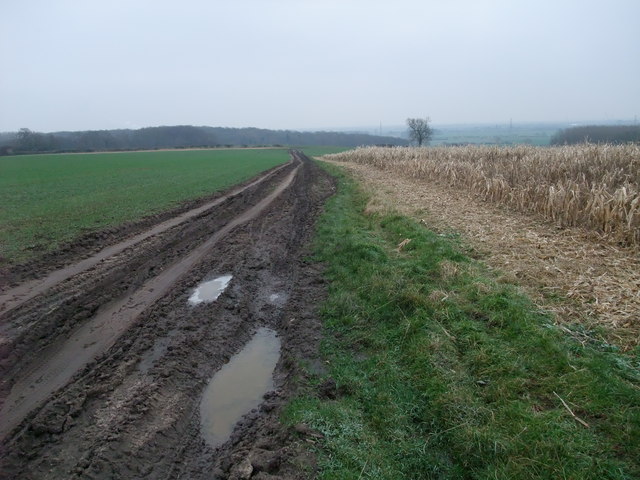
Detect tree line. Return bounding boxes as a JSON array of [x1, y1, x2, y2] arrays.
[[550, 125, 640, 145], [0, 125, 407, 155]]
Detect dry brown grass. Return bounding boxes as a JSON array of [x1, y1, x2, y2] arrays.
[[324, 145, 640, 247], [320, 155, 640, 349]]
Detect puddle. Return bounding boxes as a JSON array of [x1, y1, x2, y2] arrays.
[[188, 275, 232, 305], [199, 328, 281, 448]]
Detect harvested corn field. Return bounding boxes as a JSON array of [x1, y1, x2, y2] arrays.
[[324, 145, 640, 247], [321, 149, 640, 349]]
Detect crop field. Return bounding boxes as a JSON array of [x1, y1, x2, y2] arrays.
[[324, 144, 640, 247], [0, 148, 288, 265]]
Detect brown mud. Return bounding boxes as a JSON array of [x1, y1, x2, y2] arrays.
[[0, 152, 335, 479]]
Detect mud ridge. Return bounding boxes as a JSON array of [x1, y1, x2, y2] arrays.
[[0, 159, 293, 315], [0, 152, 335, 480]]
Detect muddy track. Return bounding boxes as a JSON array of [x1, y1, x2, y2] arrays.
[[0, 152, 335, 479]]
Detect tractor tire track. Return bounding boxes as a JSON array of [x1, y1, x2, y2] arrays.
[[0, 152, 335, 479]]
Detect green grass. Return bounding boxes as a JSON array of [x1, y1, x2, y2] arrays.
[[0, 148, 288, 265], [284, 163, 640, 479]]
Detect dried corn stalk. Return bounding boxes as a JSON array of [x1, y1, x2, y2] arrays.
[[324, 144, 640, 247]]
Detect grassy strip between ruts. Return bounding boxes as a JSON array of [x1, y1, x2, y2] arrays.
[[284, 162, 640, 479], [0, 148, 287, 265]]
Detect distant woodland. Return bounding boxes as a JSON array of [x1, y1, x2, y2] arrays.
[[0, 125, 407, 155], [550, 125, 640, 145]]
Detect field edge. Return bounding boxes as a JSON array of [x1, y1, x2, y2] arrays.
[[282, 161, 640, 479]]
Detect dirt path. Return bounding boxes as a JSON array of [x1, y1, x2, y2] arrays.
[[0, 152, 335, 479], [0, 161, 292, 317]]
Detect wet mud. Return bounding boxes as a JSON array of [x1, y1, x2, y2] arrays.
[[0, 161, 291, 316], [0, 152, 335, 479]]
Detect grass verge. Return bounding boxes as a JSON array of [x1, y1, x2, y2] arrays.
[[0, 148, 287, 265], [284, 163, 640, 479]]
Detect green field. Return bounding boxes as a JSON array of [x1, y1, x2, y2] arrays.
[[0, 148, 288, 265], [285, 163, 640, 479], [431, 123, 560, 146]]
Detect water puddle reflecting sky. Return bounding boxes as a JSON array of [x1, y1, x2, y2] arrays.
[[188, 275, 232, 305], [199, 328, 281, 448]]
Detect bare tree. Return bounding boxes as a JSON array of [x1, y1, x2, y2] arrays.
[[406, 117, 433, 146]]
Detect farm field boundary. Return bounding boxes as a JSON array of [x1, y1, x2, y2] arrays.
[[0, 158, 292, 316], [0, 148, 289, 266], [321, 149, 640, 348], [324, 145, 640, 247], [285, 162, 640, 479]]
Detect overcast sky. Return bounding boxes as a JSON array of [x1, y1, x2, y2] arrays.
[[1, 0, 639, 132]]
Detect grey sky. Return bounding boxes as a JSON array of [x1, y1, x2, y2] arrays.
[[1, 0, 639, 132]]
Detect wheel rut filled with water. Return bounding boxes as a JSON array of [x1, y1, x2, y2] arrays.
[[0, 152, 335, 479]]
